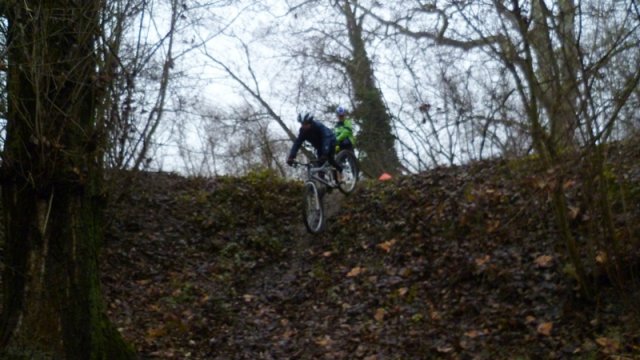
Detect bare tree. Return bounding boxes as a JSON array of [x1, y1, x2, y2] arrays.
[[362, 0, 640, 296], [98, 0, 219, 171], [286, 0, 404, 177], [180, 104, 290, 176], [362, 0, 639, 154], [193, 28, 311, 174]]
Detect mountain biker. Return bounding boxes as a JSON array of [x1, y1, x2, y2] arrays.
[[334, 106, 355, 151], [287, 113, 343, 183]]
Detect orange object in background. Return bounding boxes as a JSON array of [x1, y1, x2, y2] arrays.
[[379, 173, 392, 181]]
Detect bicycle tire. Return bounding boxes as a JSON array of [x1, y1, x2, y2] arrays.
[[336, 150, 358, 195], [302, 181, 325, 233]]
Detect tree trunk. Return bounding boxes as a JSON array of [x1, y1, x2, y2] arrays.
[[341, 1, 403, 177], [529, 0, 580, 148], [0, 2, 135, 358]]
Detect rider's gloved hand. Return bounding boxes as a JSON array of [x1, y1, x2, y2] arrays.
[[287, 157, 295, 166], [318, 155, 328, 164]]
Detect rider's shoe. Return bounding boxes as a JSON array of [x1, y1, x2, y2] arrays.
[[336, 171, 344, 184]]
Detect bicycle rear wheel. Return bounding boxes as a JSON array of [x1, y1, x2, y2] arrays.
[[336, 150, 358, 195], [302, 181, 325, 233]]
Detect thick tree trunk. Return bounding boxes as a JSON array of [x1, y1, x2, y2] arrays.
[[341, 1, 403, 177], [529, 0, 580, 148], [0, 2, 134, 358]]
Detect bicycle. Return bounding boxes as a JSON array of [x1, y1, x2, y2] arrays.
[[293, 150, 358, 234]]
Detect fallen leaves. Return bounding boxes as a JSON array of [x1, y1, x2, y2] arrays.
[[99, 152, 640, 359], [534, 255, 554, 268], [475, 255, 491, 266], [376, 239, 398, 253], [486, 219, 501, 233], [314, 335, 334, 348], [146, 325, 168, 339], [537, 322, 554, 336], [595, 337, 621, 354], [464, 329, 489, 338], [346, 266, 366, 277], [595, 251, 607, 264], [374, 308, 386, 322]]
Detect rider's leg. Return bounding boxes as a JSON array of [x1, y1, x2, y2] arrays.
[[327, 140, 343, 183], [339, 139, 353, 151]]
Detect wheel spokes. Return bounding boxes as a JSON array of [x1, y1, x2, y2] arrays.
[[304, 184, 323, 232]]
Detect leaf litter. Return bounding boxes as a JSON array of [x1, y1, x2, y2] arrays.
[[102, 143, 640, 359]]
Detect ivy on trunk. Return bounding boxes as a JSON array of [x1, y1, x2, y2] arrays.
[[340, 1, 403, 178]]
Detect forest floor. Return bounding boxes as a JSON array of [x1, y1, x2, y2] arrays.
[[102, 140, 640, 359]]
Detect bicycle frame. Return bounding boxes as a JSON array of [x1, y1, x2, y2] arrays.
[[294, 161, 338, 189]]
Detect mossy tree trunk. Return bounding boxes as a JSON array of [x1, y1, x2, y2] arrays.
[[0, 2, 135, 358], [339, 1, 403, 177]]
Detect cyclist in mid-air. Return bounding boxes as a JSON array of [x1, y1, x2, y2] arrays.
[[287, 113, 343, 183], [334, 106, 355, 152]]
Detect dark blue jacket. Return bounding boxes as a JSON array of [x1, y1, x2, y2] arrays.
[[288, 120, 336, 159]]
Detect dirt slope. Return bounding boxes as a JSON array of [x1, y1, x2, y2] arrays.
[[102, 145, 640, 359]]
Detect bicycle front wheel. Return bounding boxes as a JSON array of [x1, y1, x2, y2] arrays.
[[302, 181, 325, 234]]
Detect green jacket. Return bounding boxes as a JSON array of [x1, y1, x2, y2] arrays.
[[334, 118, 355, 146]]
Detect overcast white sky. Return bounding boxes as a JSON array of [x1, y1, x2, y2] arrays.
[[148, 0, 640, 174], [147, 1, 453, 173]]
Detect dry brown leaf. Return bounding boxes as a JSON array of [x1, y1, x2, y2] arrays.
[[397, 287, 409, 297], [146, 325, 167, 339], [563, 179, 577, 190], [595, 251, 607, 264], [537, 322, 553, 336], [399, 267, 412, 277], [314, 335, 333, 347], [568, 206, 580, 220], [534, 255, 554, 268], [464, 329, 487, 338], [374, 308, 386, 322], [436, 345, 454, 353], [534, 177, 548, 190], [377, 239, 398, 253], [596, 337, 621, 353], [281, 328, 296, 339], [346, 266, 365, 277], [475, 255, 491, 266], [487, 219, 501, 233]]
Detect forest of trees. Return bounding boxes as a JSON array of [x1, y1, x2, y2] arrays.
[[180, 0, 640, 179], [1, 1, 639, 176], [0, 0, 638, 357]]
